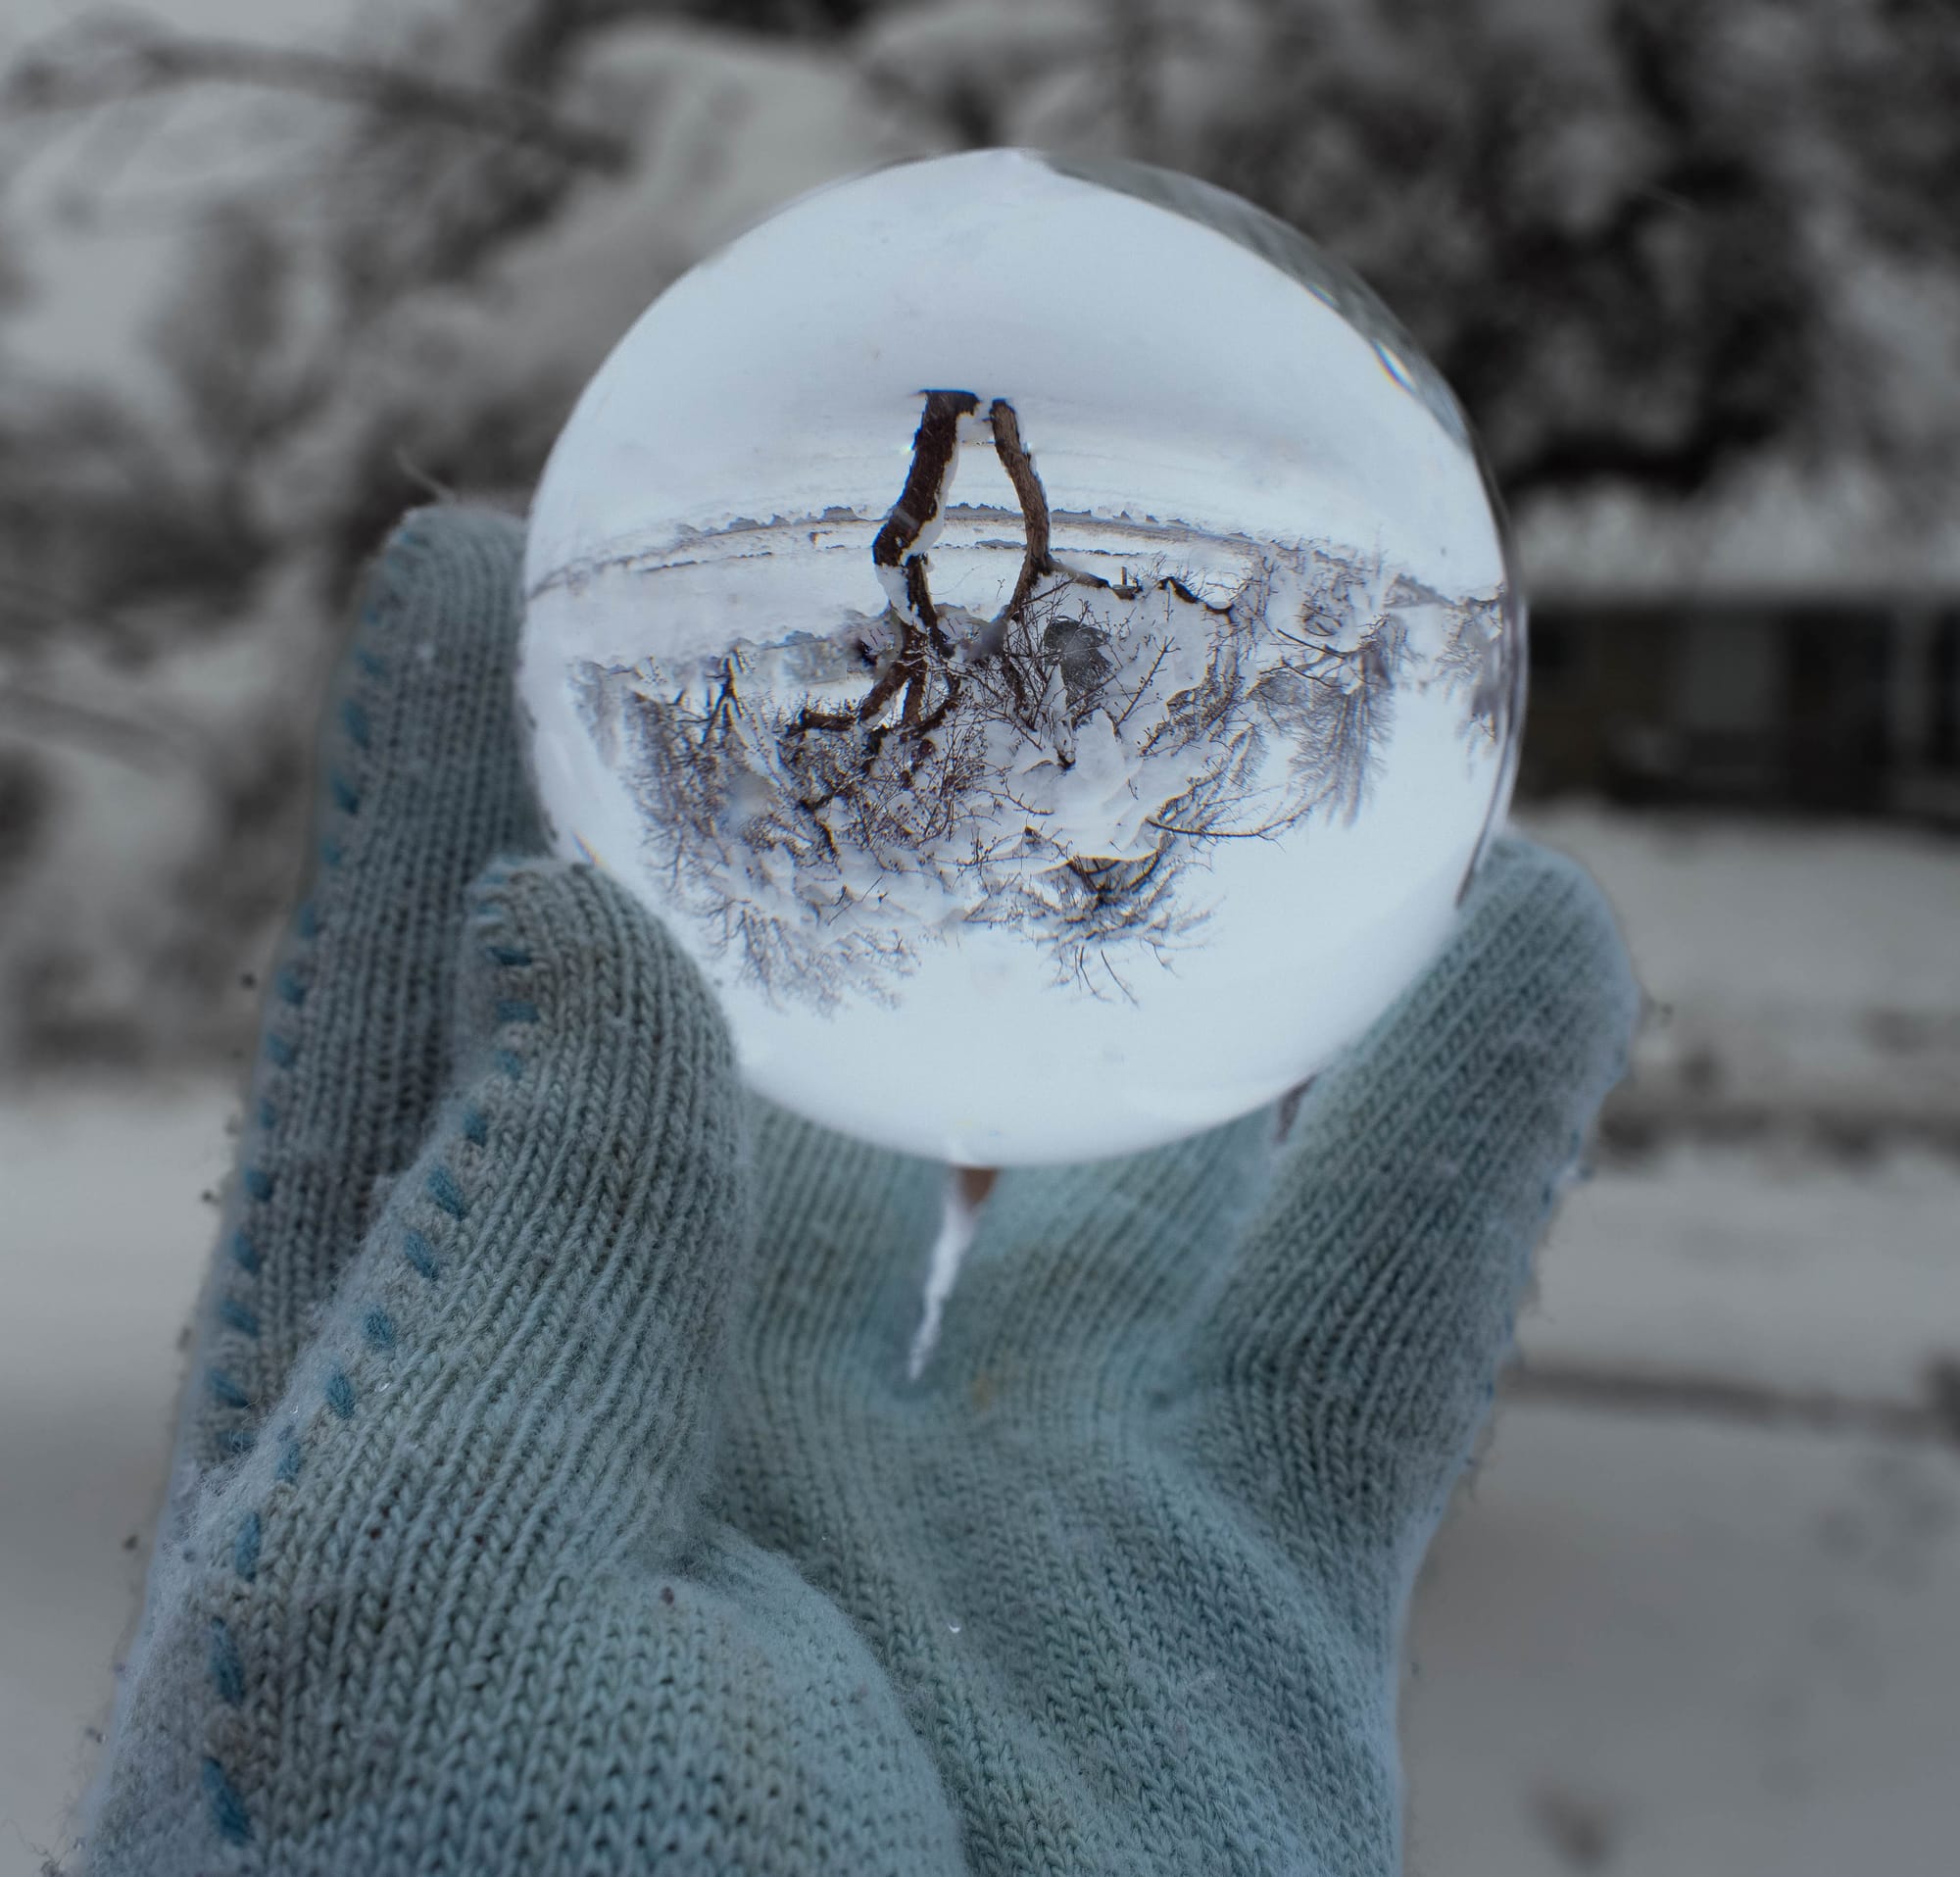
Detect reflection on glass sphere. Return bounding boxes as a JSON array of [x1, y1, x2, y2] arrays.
[[518, 148, 1523, 1167]]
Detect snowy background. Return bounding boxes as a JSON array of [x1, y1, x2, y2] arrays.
[[1, 2, 1956, 1872]]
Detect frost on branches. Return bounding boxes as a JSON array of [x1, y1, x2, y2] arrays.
[[561, 392, 1510, 1013]]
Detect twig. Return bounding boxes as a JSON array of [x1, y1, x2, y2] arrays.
[[1108, 638, 1173, 731], [393, 446, 457, 504]]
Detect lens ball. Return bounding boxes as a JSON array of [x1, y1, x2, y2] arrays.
[[519, 149, 1523, 1166]]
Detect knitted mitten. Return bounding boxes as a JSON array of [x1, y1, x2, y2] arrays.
[[83, 505, 1638, 1875]]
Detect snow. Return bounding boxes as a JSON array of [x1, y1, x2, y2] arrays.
[[1521, 802, 1960, 1144], [1515, 457, 1960, 601], [0, 548, 330, 1064], [1402, 1409, 1958, 1877], [1526, 805, 1960, 1012], [0, 1077, 233, 1877], [1517, 1140, 1960, 1398], [0, 0, 404, 413]]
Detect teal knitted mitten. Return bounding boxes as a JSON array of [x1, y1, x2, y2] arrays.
[[84, 505, 1639, 1875]]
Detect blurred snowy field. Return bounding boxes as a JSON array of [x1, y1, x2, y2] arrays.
[[3, 803, 1956, 1876]]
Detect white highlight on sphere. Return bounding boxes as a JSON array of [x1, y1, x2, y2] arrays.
[[519, 149, 1523, 1168]]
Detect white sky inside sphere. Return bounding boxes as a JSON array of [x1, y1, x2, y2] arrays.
[[520, 149, 1519, 1166]]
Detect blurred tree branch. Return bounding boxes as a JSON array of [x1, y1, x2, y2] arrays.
[[1, 19, 631, 174], [0, 676, 203, 774]]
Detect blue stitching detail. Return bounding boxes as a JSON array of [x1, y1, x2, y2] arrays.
[[209, 1618, 244, 1705], [230, 1230, 262, 1275], [324, 1368, 356, 1419], [320, 838, 343, 869], [402, 1229, 442, 1281], [257, 1099, 277, 1130], [209, 1369, 251, 1410], [494, 1050, 523, 1080], [496, 1000, 540, 1025], [235, 1511, 262, 1580], [355, 647, 386, 678], [462, 1106, 487, 1146], [296, 901, 319, 940], [243, 1168, 273, 1203], [342, 699, 370, 748], [485, 945, 531, 967], [274, 966, 307, 1008], [363, 1309, 397, 1351], [329, 772, 360, 815], [219, 1298, 260, 1338], [426, 1166, 467, 1219], [265, 1034, 296, 1069], [203, 1756, 252, 1844], [273, 1436, 302, 1485]]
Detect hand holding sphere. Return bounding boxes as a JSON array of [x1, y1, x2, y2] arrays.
[[83, 156, 1636, 1877]]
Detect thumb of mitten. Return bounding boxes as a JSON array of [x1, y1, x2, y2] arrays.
[[82, 858, 758, 1871]]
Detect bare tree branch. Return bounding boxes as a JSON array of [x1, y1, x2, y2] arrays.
[[2, 23, 630, 173]]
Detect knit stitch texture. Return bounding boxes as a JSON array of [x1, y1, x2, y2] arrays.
[[82, 504, 1641, 1875]]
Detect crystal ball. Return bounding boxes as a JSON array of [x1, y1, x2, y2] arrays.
[[518, 148, 1523, 1168]]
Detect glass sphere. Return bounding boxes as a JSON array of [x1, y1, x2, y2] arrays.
[[518, 148, 1523, 1168]]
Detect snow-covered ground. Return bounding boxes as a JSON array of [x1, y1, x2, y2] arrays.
[[1403, 1391, 1958, 1876], [3, 806, 1955, 1875], [1531, 803, 1960, 1154], [0, 1080, 235, 1877]]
